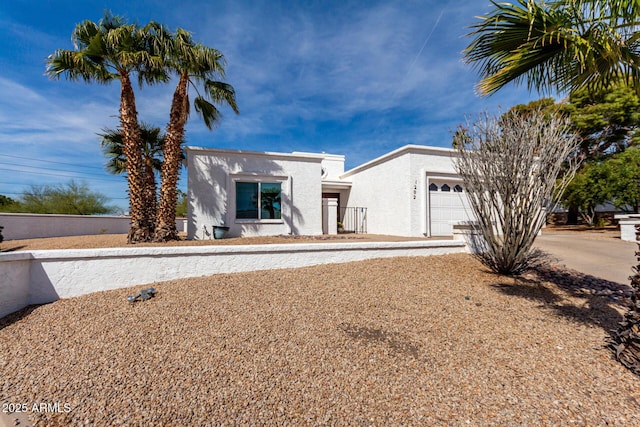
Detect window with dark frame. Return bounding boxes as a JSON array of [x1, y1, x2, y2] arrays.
[[235, 181, 282, 220]]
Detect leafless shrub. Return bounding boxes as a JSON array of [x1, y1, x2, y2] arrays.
[[453, 110, 580, 275]]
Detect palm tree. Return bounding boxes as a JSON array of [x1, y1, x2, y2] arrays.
[[464, 0, 640, 374], [465, 1, 640, 96], [153, 28, 239, 242], [46, 12, 168, 243], [99, 124, 167, 222]]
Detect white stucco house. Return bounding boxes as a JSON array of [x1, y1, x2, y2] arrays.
[[186, 144, 473, 239]]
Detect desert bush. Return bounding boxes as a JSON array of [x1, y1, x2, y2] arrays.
[[453, 110, 580, 275]]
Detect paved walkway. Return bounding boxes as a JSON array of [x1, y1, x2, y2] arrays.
[[533, 231, 637, 285]]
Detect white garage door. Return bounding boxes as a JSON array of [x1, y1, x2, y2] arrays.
[[429, 182, 473, 236]]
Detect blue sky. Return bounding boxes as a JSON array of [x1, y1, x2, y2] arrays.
[[0, 0, 542, 211]]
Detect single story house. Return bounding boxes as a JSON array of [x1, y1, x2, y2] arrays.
[[185, 144, 473, 239]]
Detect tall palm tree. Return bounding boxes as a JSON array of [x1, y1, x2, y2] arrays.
[[464, 0, 640, 374], [46, 12, 168, 243], [99, 124, 166, 223], [153, 28, 239, 242]]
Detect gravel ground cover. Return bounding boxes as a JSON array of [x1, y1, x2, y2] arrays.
[[1, 253, 639, 426]]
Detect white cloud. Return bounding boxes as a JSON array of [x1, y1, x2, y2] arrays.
[[185, 0, 528, 145], [0, 0, 546, 207]]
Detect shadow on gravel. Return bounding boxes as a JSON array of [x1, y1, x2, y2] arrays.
[[0, 245, 27, 252], [0, 304, 47, 331], [338, 323, 421, 359], [492, 260, 633, 333], [492, 278, 622, 333]]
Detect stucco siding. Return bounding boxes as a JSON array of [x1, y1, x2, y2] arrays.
[[187, 144, 466, 239], [320, 154, 346, 180], [187, 148, 323, 238], [346, 154, 412, 236], [344, 146, 462, 237], [409, 150, 460, 237]]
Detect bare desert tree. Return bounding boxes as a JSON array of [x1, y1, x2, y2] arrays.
[[453, 110, 580, 275]]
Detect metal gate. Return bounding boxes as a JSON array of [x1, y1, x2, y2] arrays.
[[340, 207, 367, 234]]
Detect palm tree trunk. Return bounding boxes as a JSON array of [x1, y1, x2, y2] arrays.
[[120, 73, 152, 243], [144, 157, 157, 225], [154, 73, 189, 242]]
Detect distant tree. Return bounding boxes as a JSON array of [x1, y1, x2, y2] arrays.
[[0, 195, 17, 210], [509, 85, 640, 223], [560, 149, 640, 227], [506, 97, 561, 120], [565, 80, 640, 159], [9, 181, 116, 215], [508, 83, 640, 160], [453, 109, 580, 275], [603, 148, 640, 212], [507, 91, 640, 226], [560, 163, 613, 226], [175, 190, 188, 217]]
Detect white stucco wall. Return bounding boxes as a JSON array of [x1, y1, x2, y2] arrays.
[[344, 153, 411, 235], [0, 254, 31, 318], [319, 154, 346, 180], [342, 145, 462, 237], [186, 147, 324, 238], [0, 213, 131, 240], [616, 215, 640, 242], [0, 240, 466, 318], [185, 144, 467, 238], [0, 214, 188, 240]]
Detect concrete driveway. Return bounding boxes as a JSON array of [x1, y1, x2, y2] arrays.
[[533, 230, 637, 285]]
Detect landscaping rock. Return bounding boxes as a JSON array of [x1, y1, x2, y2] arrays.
[[1, 254, 638, 425]]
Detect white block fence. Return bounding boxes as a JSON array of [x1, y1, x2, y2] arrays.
[[0, 240, 465, 318], [615, 214, 640, 242], [0, 213, 188, 240]]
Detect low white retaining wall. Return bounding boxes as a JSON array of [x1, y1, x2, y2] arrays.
[[0, 213, 188, 240], [452, 222, 486, 254], [0, 240, 465, 318]]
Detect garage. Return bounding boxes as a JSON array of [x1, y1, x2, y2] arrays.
[[428, 181, 473, 236]]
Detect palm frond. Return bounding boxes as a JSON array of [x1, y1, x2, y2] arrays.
[[193, 96, 222, 129], [46, 49, 114, 82], [99, 128, 127, 175], [71, 20, 100, 50], [575, 0, 640, 27], [204, 80, 239, 114], [100, 11, 126, 31], [465, 0, 640, 96], [466, 0, 579, 94], [99, 123, 167, 175]]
